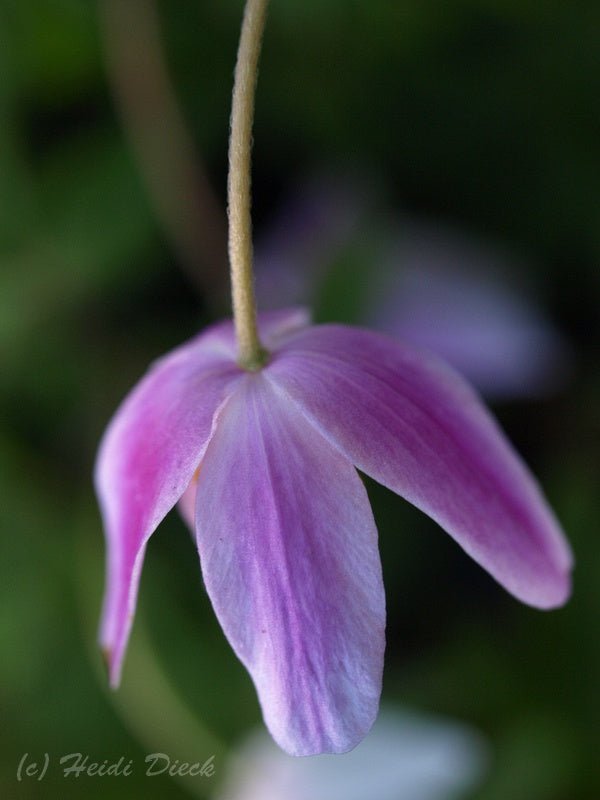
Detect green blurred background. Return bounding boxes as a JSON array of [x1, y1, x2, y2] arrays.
[[1, 0, 598, 798]]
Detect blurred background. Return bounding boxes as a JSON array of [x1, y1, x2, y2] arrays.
[[1, 0, 598, 798]]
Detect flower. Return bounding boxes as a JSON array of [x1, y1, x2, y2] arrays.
[[96, 308, 572, 757], [216, 707, 488, 800]]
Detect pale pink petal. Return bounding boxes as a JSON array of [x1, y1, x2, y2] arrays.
[[177, 472, 198, 533], [95, 333, 242, 686], [199, 307, 311, 359], [370, 224, 571, 398], [268, 325, 572, 609], [194, 374, 385, 756]]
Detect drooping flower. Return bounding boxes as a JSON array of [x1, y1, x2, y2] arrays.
[[96, 307, 572, 757]]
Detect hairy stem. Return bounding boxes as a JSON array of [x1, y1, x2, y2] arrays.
[[228, 0, 270, 369]]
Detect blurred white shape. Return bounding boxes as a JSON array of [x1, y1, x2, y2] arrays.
[[370, 221, 572, 399], [215, 708, 488, 800]]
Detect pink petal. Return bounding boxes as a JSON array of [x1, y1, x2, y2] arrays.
[[177, 470, 198, 533], [175, 308, 311, 531], [95, 332, 242, 686], [194, 374, 385, 756], [269, 325, 572, 609]]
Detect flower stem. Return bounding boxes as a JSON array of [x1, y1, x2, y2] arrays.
[[228, 0, 270, 370]]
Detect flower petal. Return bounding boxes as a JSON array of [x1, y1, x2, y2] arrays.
[[95, 332, 242, 686], [174, 308, 310, 532], [257, 307, 312, 350], [177, 471, 198, 533], [194, 374, 385, 756], [269, 325, 572, 609]]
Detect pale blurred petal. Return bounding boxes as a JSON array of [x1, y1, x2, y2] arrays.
[[216, 708, 488, 800], [371, 222, 571, 398], [255, 173, 370, 308]]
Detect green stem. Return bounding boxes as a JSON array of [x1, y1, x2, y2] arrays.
[[228, 0, 270, 370]]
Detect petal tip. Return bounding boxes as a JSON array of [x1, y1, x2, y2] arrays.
[[275, 731, 368, 758], [515, 562, 573, 611], [100, 642, 123, 689], [267, 698, 380, 757], [536, 570, 573, 611]]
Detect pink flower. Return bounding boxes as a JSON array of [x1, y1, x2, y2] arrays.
[[96, 308, 572, 756]]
